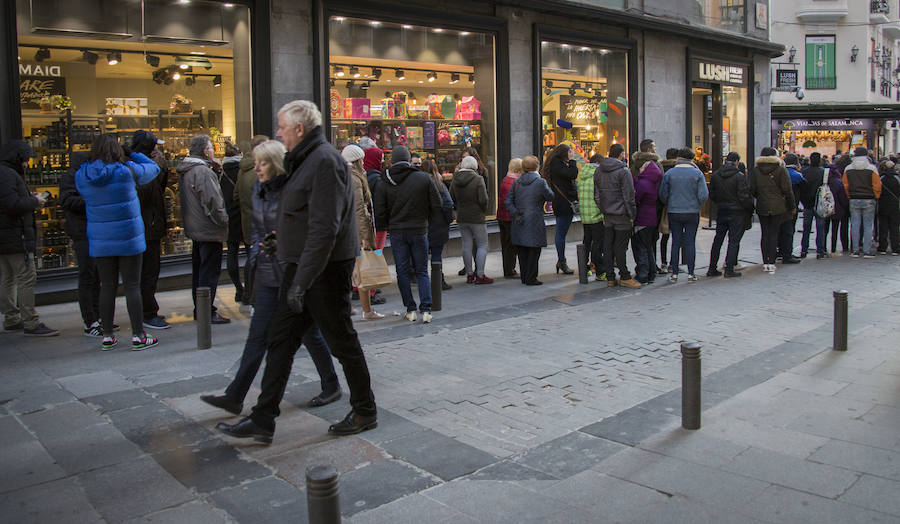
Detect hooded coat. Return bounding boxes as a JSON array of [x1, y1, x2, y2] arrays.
[[878, 167, 900, 215], [504, 171, 553, 247], [132, 145, 169, 243], [546, 156, 578, 216], [177, 156, 229, 243], [634, 161, 663, 227], [58, 152, 91, 241], [221, 154, 243, 244], [0, 140, 40, 255], [750, 156, 794, 217], [709, 161, 753, 216], [842, 156, 882, 200], [234, 154, 257, 244], [658, 159, 709, 214], [593, 156, 636, 221], [75, 152, 160, 257], [827, 164, 850, 219], [349, 162, 376, 248], [629, 151, 661, 180], [450, 168, 488, 224], [373, 163, 441, 233], [429, 182, 455, 249]]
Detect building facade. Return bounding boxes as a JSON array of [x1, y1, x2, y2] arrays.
[[770, 0, 900, 158], [0, 0, 779, 282]]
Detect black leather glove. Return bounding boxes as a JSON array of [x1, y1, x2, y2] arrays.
[[286, 280, 305, 314], [261, 231, 277, 256]]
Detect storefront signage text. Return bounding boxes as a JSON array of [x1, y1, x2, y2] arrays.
[[561, 95, 601, 125], [775, 119, 874, 131], [20, 76, 67, 110], [19, 63, 62, 77], [776, 69, 798, 88], [691, 58, 748, 87]]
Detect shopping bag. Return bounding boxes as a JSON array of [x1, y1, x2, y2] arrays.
[[352, 249, 393, 290]]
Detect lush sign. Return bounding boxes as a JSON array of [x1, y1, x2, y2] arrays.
[[690, 58, 748, 87], [776, 69, 798, 88]]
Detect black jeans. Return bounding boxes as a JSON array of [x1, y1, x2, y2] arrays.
[[251, 259, 375, 431], [632, 226, 657, 283], [498, 220, 518, 276], [226, 241, 245, 296], [758, 214, 781, 264], [602, 227, 632, 280], [72, 239, 100, 327], [825, 214, 849, 252], [516, 246, 542, 284], [709, 213, 745, 272], [777, 213, 796, 259], [225, 284, 339, 404], [141, 237, 162, 321], [582, 222, 605, 271], [95, 254, 143, 337], [192, 241, 223, 316], [659, 233, 670, 265], [878, 210, 900, 253]]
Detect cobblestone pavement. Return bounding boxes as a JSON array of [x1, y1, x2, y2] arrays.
[[2, 230, 900, 523]]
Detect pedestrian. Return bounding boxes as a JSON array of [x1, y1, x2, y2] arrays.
[[825, 154, 851, 254], [455, 147, 489, 277], [201, 139, 342, 416], [594, 143, 641, 288], [777, 153, 805, 264], [234, 134, 270, 301], [877, 161, 900, 254], [216, 100, 377, 443], [452, 155, 493, 284], [361, 145, 387, 306], [629, 138, 660, 179], [76, 134, 160, 350], [178, 135, 231, 324], [220, 140, 247, 304], [505, 155, 553, 286], [577, 155, 603, 278], [59, 152, 101, 336], [131, 130, 170, 329], [657, 147, 679, 274], [410, 152, 422, 169], [842, 147, 882, 258], [750, 147, 795, 273], [0, 140, 58, 336], [800, 152, 828, 259], [543, 144, 578, 274], [374, 145, 441, 322], [658, 147, 708, 282], [707, 152, 753, 277], [342, 144, 384, 320], [632, 157, 663, 284], [423, 158, 455, 290], [497, 158, 522, 279]]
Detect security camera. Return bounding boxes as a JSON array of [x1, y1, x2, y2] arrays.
[[794, 87, 805, 100]]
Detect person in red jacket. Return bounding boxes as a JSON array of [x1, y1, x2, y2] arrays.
[[496, 158, 522, 278]]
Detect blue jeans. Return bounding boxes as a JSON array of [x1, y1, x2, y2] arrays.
[[849, 199, 876, 254], [430, 243, 444, 264], [668, 212, 700, 276], [391, 231, 432, 312], [801, 208, 827, 255], [555, 213, 574, 261]]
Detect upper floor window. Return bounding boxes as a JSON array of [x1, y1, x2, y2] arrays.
[[805, 35, 837, 89]]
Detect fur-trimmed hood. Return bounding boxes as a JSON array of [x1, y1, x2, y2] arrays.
[[755, 155, 784, 166], [630, 151, 660, 171]]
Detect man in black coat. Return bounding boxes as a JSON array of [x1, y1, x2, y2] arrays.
[[707, 152, 754, 277], [217, 100, 376, 443], [59, 151, 101, 335], [0, 140, 57, 336], [800, 152, 827, 258]]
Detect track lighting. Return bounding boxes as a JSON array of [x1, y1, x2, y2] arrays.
[[395, 69, 405, 80], [81, 50, 98, 65], [469, 73, 475, 83], [213, 75, 222, 87], [34, 47, 50, 62], [427, 71, 437, 82], [185, 76, 195, 86], [350, 66, 360, 78], [107, 51, 121, 65], [334, 66, 345, 77], [372, 68, 382, 80], [145, 53, 160, 67], [449, 72, 459, 84], [171, 71, 181, 80]]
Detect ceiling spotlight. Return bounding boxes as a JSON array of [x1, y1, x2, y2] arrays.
[[449, 72, 459, 84], [469, 73, 475, 83], [152, 69, 166, 84], [395, 69, 405, 80], [407, 91, 416, 102], [350, 66, 360, 78], [81, 50, 98, 65], [334, 66, 345, 77], [545, 79, 553, 88], [34, 47, 50, 62], [213, 75, 222, 87], [185, 76, 195, 86], [361, 81, 371, 90], [372, 68, 382, 79], [107, 51, 122, 65], [569, 86, 576, 96], [585, 84, 593, 93], [163, 75, 174, 85], [427, 71, 437, 82], [544, 87, 551, 95], [346, 80, 354, 88], [179, 63, 190, 70], [145, 53, 160, 67], [172, 71, 181, 80]]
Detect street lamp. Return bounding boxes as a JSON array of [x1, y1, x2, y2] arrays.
[[851, 45, 859, 63], [788, 45, 796, 63]]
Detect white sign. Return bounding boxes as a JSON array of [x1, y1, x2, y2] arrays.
[[19, 64, 62, 77], [697, 62, 744, 85]]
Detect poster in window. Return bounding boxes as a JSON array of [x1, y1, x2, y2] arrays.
[[755, 2, 768, 30], [20, 76, 66, 110], [105, 98, 149, 116], [805, 36, 835, 88]]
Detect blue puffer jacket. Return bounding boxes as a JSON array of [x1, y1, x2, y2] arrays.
[[76, 152, 160, 257]]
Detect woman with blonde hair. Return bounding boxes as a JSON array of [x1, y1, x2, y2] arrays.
[[506, 155, 554, 285], [497, 158, 523, 278], [342, 144, 384, 320]]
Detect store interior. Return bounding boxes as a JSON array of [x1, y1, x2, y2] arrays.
[[776, 129, 865, 158]]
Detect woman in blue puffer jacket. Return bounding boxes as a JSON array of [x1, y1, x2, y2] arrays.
[[76, 134, 160, 351]]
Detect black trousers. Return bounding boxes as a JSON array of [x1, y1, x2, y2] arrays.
[[602, 227, 632, 280], [709, 213, 745, 271], [776, 213, 796, 259], [96, 254, 143, 336], [141, 238, 162, 321], [659, 233, 670, 265], [226, 241, 246, 296], [631, 226, 656, 282], [250, 259, 375, 431], [72, 239, 100, 327], [192, 241, 223, 315], [825, 214, 849, 252], [516, 246, 542, 284], [878, 210, 900, 253], [498, 220, 518, 277], [582, 222, 605, 270], [758, 214, 782, 264]]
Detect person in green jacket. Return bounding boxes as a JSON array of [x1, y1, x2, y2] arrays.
[[578, 154, 604, 278]]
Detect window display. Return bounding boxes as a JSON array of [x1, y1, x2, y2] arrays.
[[327, 16, 498, 213]]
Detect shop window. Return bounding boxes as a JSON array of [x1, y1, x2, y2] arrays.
[[327, 17, 498, 214], [646, 0, 746, 34], [722, 85, 748, 162], [16, 0, 252, 271], [805, 35, 836, 90], [539, 41, 629, 161]]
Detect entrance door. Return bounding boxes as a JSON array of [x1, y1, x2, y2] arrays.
[[691, 84, 720, 176]]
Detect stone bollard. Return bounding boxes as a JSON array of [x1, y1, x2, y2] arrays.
[[431, 262, 442, 312], [576, 244, 589, 284], [196, 286, 211, 350], [307, 465, 341, 524], [681, 342, 702, 430], [833, 290, 848, 351]]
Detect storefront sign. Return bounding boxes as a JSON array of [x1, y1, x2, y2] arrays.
[[776, 69, 798, 88], [561, 95, 601, 125], [19, 63, 62, 77], [20, 76, 67, 110], [774, 119, 873, 131], [691, 58, 748, 87]]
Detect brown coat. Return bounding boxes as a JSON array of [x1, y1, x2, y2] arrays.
[[350, 163, 375, 248]]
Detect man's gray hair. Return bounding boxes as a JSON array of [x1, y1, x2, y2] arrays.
[[278, 100, 322, 132], [189, 134, 212, 157]]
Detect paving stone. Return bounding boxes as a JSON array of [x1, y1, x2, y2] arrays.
[[423, 479, 580, 523], [540, 468, 671, 521], [348, 493, 478, 524], [145, 374, 232, 399], [738, 484, 896, 524], [79, 456, 193, 522], [6, 383, 76, 414], [637, 427, 749, 468], [0, 477, 102, 524], [702, 417, 830, 459], [20, 401, 105, 437], [269, 436, 386, 489], [57, 370, 136, 399], [83, 388, 158, 413], [356, 408, 427, 445], [623, 495, 763, 524], [210, 476, 308, 524], [513, 431, 625, 479], [639, 388, 730, 416], [786, 410, 900, 451], [700, 359, 775, 396], [105, 401, 216, 454], [123, 501, 229, 524], [234, 407, 332, 461], [808, 439, 900, 480], [338, 459, 439, 516], [764, 371, 849, 396], [0, 415, 66, 493], [721, 446, 859, 498], [839, 474, 900, 517], [469, 460, 559, 481], [579, 405, 680, 446], [153, 438, 271, 493], [30, 419, 143, 475], [381, 428, 497, 481]]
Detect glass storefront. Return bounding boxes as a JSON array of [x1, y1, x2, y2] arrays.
[[16, 0, 252, 271], [539, 41, 630, 161], [772, 118, 874, 157], [689, 57, 749, 174], [326, 16, 498, 213]]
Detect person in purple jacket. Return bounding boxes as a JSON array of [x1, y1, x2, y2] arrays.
[[631, 159, 663, 284], [825, 155, 851, 254]]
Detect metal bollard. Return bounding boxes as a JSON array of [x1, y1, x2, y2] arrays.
[[681, 341, 702, 430], [833, 290, 848, 351], [431, 262, 442, 312], [307, 465, 341, 524], [196, 286, 211, 350], [576, 244, 589, 284]]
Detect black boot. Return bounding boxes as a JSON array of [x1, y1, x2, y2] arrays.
[[556, 259, 574, 274], [441, 273, 452, 290]]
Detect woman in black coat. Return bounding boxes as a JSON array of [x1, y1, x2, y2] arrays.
[[220, 141, 246, 303], [506, 155, 554, 286], [542, 144, 578, 274], [424, 159, 455, 289]]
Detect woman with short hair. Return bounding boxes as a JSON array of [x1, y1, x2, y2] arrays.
[[452, 155, 492, 284], [506, 155, 554, 285]]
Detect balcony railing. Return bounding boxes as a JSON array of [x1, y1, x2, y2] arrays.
[[872, 0, 890, 14], [806, 76, 837, 89]]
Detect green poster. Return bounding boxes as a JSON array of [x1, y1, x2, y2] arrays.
[[805, 35, 835, 89]]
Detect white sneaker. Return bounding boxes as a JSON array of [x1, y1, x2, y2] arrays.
[[362, 310, 385, 321], [422, 312, 433, 323], [403, 311, 417, 322], [687, 274, 698, 282], [668, 274, 678, 283]]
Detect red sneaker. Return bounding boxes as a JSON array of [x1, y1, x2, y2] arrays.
[[466, 273, 476, 284], [475, 275, 494, 285]]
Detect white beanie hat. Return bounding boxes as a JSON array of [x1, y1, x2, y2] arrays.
[[342, 144, 365, 163]]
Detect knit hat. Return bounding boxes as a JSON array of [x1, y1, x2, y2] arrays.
[[363, 147, 383, 171], [854, 146, 869, 157], [784, 153, 799, 166], [341, 144, 364, 163], [391, 146, 411, 164], [358, 137, 376, 150]]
